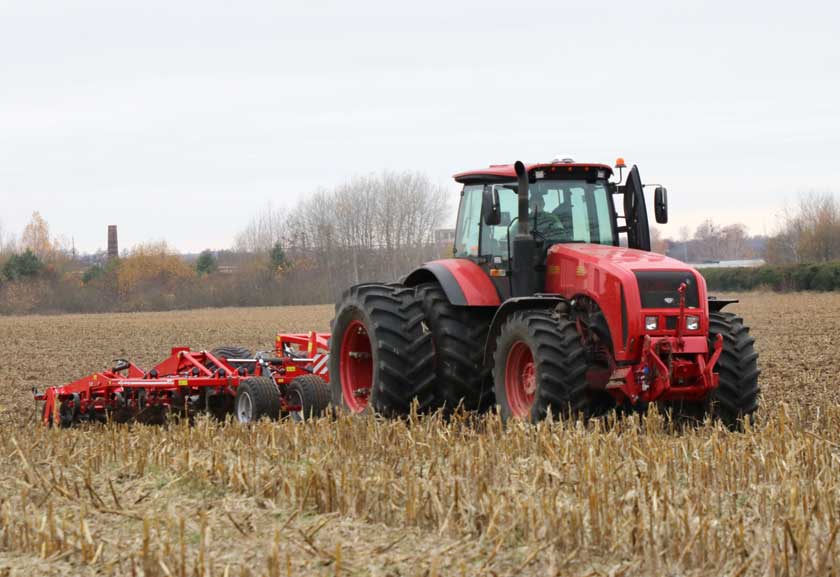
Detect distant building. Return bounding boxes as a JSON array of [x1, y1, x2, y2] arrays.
[[434, 228, 455, 245]]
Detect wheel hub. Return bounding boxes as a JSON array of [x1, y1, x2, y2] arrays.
[[505, 341, 536, 417], [340, 320, 374, 412], [522, 364, 536, 395], [236, 391, 253, 423]]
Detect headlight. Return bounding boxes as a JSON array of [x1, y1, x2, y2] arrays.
[[686, 316, 700, 330], [645, 316, 658, 331]]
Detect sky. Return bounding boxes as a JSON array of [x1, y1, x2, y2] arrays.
[[1, 0, 839, 253]]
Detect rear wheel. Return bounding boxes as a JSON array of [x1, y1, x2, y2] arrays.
[[415, 283, 493, 412], [493, 311, 593, 422], [329, 284, 435, 416], [235, 377, 281, 423], [287, 375, 331, 420]]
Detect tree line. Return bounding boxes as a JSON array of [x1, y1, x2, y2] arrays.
[[653, 192, 840, 265], [1, 186, 838, 315], [233, 170, 449, 303], [0, 171, 451, 314]]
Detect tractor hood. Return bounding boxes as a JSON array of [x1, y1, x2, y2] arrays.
[[547, 243, 697, 275], [544, 242, 708, 315]]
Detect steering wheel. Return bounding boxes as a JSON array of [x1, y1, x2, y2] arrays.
[[532, 211, 566, 241]]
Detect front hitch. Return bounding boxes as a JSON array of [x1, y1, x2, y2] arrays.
[[621, 332, 723, 404]]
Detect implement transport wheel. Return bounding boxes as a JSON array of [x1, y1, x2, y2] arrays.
[[415, 283, 493, 412], [287, 375, 331, 421], [493, 310, 592, 422], [329, 284, 435, 416], [207, 346, 253, 373], [58, 396, 79, 428], [235, 377, 281, 423]]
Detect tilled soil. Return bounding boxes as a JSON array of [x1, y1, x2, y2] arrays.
[[0, 293, 838, 576]]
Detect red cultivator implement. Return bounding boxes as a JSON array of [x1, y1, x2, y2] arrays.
[[33, 332, 331, 427]]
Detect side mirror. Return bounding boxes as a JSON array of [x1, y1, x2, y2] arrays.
[[482, 185, 501, 226], [654, 186, 668, 224]]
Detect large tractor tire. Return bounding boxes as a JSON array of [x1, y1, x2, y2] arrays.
[[493, 310, 593, 422], [661, 312, 760, 429], [287, 375, 331, 421], [235, 377, 281, 423], [329, 284, 435, 416], [415, 283, 493, 412], [708, 311, 760, 428]]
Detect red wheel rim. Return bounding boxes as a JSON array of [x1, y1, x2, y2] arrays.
[[505, 341, 536, 417], [340, 320, 373, 412]]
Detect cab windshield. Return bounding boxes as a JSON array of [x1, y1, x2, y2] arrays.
[[454, 179, 616, 259], [526, 180, 615, 245]]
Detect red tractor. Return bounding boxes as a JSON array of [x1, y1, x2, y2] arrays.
[[329, 157, 760, 426]]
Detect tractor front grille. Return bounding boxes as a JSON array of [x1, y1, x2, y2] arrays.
[[635, 271, 700, 309]]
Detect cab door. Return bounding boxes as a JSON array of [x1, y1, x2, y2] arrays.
[[479, 184, 520, 300], [622, 165, 651, 251], [454, 183, 515, 300]]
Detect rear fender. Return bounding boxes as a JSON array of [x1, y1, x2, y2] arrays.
[[482, 296, 568, 365], [708, 297, 738, 312], [403, 259, 501, 307]]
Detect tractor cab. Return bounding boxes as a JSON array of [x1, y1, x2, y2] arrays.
[[452, 157, 668, 300]]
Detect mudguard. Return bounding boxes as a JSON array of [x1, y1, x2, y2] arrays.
[[403, 259, 501, 307], [708, 297, 739, 312]]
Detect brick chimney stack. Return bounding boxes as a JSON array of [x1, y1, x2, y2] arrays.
[[107, 225, 118, 259]]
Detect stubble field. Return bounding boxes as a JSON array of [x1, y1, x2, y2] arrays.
[[0, 293, 839, 576]]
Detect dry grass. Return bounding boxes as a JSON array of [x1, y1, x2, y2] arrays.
[[0, 293, 839, 576]]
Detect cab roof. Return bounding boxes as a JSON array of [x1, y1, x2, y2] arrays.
[[453, 162, 614, 184]]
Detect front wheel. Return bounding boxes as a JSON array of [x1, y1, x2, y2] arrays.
[[708, 311, 761, 428], [660, 311, 760, 429], [493, 310, 593, 422]]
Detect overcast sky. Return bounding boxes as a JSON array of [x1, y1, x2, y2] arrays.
[[1, 0, 838, 253]]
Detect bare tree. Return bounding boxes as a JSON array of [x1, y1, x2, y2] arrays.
[[692, 219, 723, 261], [720, 223, 751, 260], [765, 192, 840, 264], [233, 170, 451, 303], [233, 203, 287, 253], [650, 226, 668, 255]]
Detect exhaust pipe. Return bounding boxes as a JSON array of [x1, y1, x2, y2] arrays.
[[511, 161, 536, 297], [514, 161, 529, 236]]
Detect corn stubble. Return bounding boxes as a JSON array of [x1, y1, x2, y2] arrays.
[[0, 293, 838, 576]]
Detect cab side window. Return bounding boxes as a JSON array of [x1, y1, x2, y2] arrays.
[[480, 185, 518, 260], [454, 185, 482, 257]]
